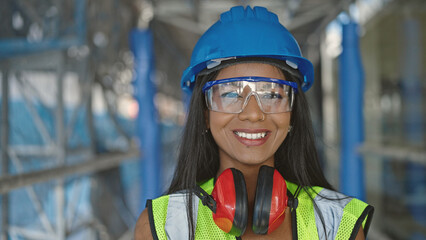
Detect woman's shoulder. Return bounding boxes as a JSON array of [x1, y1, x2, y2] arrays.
[[134, 208, 153, 240]]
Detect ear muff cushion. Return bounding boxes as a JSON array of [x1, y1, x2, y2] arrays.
[[253, 166, 288, 234], [231, 168, 248, 236], [268, 168, 288, 234], [211, 168, 248, 236], [252, 165, 275, 234]]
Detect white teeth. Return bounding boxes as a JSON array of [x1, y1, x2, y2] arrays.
[[235, 131, 267, 140]]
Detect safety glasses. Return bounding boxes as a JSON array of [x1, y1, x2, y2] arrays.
[[202, 77, 297, 114]]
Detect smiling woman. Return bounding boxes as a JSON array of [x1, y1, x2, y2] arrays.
[[209, 63, 291, 170], [135, 5, 374, 240]]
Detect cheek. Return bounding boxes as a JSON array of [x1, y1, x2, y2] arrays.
[[209, 116, 234, 152], [277, 118, 290, 127], [271, 114, 291, 144], [273, 113, 291, 129], [209, 112, 234, 135]]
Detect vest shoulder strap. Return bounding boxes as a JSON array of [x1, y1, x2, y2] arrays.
[[199, 178, 214, 194], [292, 185, 323, 239], [335, 197, 374, 240], [149, 195, 169, 240]]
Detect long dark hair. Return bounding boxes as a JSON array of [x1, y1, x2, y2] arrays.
[[167, 62, 333, 239]]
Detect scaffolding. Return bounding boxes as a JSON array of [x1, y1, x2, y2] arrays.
[[0, 0, 139, 239]]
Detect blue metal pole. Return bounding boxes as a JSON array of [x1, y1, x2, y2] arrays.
[[75, 0, 87, 45], [130, 29, 161, 212], [401, 18, 426, 240], [339, 21, 365, 200]]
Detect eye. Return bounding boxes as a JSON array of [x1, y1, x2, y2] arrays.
[[262, 92, 283, 99], [221, 91, 242, 98]]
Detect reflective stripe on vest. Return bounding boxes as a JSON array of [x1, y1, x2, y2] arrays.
[[165, 193, 199, 239], [313, 188, 352, 239], [150, 179, 372, 239]]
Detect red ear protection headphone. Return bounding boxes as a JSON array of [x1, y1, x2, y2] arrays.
[[196, 165, 288, 236]]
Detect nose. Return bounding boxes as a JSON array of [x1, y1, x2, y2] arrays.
[[238, 95, 265, 122]]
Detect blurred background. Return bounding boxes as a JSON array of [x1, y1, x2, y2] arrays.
[[0, 0, 425, 239]]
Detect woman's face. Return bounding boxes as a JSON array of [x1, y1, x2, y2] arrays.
[[207, 63, 291, 170]]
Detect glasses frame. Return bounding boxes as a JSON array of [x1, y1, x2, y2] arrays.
[[202, 76, 297, 114], [202, 76, 298, 93]]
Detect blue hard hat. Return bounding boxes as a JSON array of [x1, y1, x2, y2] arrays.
[[181, 6, 314, 93]]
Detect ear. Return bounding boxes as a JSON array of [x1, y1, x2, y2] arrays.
[[204, 110, 210, 129]]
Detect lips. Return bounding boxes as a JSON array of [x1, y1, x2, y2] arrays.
[[233, 129, 271, 146]]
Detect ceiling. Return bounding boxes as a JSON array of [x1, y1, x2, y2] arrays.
[[148, 0, 355, 99], [0, 0, 357, 101]]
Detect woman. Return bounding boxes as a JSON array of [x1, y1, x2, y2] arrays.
[[135, 5, 374, 240]]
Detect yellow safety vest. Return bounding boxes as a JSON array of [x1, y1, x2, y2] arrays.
[[147, 179, 374, 239]]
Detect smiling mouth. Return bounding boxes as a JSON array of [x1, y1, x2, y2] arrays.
[[233, 131, 269, 140]]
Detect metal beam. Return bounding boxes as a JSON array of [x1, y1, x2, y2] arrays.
[[307, 0, 354, 43], [8, 226, 56, 240], [55, 52, 66, 240], [1, 66, 10, 240], [8, 145, 57, 157], [0, 150, 139, 194], [288, 2, 334, 30], [8, 150, 56, 234], [359, 144, 426, 165], [155, 15, 206, 35]]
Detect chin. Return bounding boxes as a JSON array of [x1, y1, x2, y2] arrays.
[[235, 155, 272, 167]]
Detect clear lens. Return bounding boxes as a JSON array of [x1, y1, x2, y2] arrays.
[[205, 80, 294, 114]]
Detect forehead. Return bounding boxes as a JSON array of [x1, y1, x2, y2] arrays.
[[215, 63, 286, 80]]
